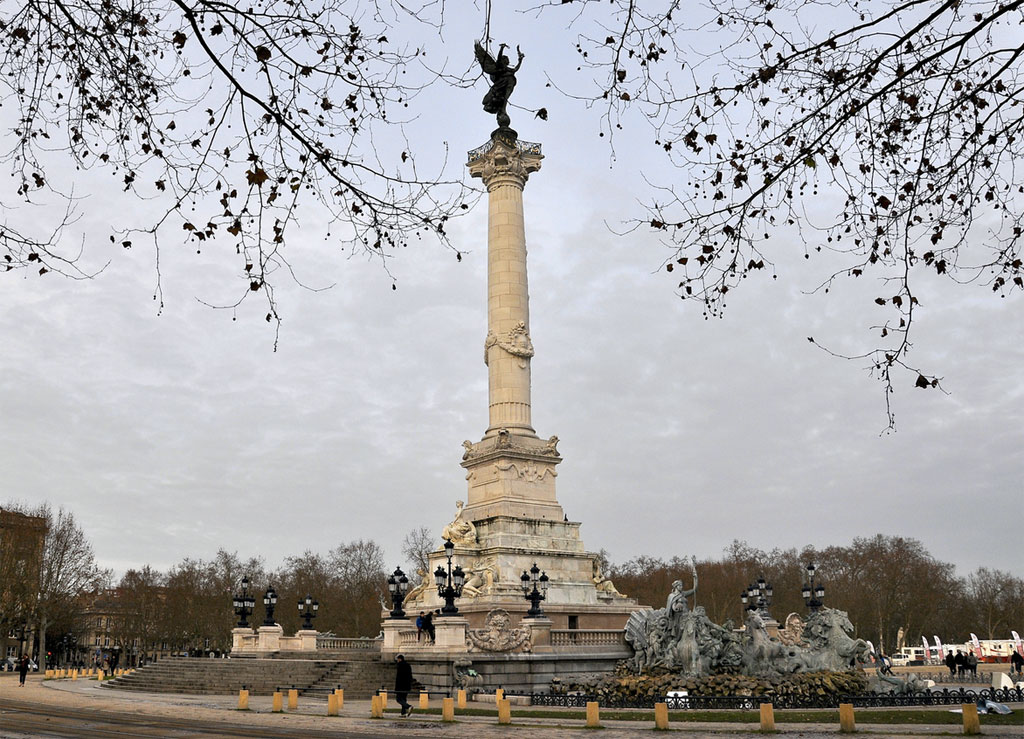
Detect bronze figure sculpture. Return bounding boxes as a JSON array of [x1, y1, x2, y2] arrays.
[[474, 41, 524, 134]]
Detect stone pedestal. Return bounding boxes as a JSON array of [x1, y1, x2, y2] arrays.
[[433, 616, 469, 653], [231, 627, 256, 652], [382, 618, 413, 654], [524, 617, 553, 653], [296, 630, 318, 651], [257, 624, 283, 652]]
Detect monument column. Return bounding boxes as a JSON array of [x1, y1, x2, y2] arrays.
[[469, 137, 543, 437]]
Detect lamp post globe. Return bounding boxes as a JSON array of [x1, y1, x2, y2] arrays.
[[521, 562, 549, 618], [435, 538, 465, 615], [387, 567, 410, 619], [262, 586, 278, 626], [803, 563, 825, 612], [298, 593, 319, 630], [232, 576, 255, 628]]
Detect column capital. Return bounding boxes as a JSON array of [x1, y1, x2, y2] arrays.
[[468, 136, 543, 190]]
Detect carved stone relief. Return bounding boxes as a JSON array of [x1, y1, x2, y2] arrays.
[[484, 320, 534, 368], [467, 609, 532, 653]]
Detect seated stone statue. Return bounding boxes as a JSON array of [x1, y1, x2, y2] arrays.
[[441, 500, 477, 546]]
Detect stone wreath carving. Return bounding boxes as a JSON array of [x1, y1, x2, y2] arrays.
[[467, 609, 532, 653], [484, 321, 534, 368]]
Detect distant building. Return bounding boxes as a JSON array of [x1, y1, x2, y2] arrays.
[[0, 508, 48, 659]]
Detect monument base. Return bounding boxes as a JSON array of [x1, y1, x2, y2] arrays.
[[405, 514, 641, 631]]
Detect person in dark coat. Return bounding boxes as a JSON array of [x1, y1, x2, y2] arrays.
[[1011, 649, 1024, 675], [945, 651, 956, 676], [422, 611, 434, 643], [394, 654, 413, 717], [954, 650, 966, 676], [17, 655, 29, 686]]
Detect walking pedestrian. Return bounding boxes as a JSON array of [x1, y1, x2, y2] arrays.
[[954, 650, 966, 676], [967, 651, 978, 677], [945, 650, 956, 676], [416, 612, 424, 642], [1010, 649, 1024, 675], [17, 655, 29, 687], [395, 654, 413, 717]]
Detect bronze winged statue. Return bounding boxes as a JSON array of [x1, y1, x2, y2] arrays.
[[474, 41, 524, 133]]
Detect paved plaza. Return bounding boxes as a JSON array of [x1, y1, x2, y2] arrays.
[[0, 674, 1020, 738]]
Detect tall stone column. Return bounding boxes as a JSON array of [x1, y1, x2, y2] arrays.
[[468, 137, 543, 437], [462, 136, 564, 522]]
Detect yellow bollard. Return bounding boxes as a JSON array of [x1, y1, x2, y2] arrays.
[[71, 670, 77, 681], [498, 698, 511, 724], [287, 688, 298, 710], [654, 702, 669, 730], [839, 702, 856, 733], [760, 703, 776, 733], [327, 693, 339, 716], [371, 694, 383, 719], [335, 688, 344, 710], [457, 689, 467, 709], [962, 703, 980, 735], [586, 701, 601, 728], [45, 669, 53, 678], [442, 696, 455, 722], [272, 692, 283, 713], [419, 691, 429, 709], [495, 687, 504, 702], [237, 689, 249, 710], [379, 689, 387, 707], [96, 672, 103, 682]]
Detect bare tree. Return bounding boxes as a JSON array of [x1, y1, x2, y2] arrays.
[[35, 505, 104, 670], [400, 526, 435, 578], [965, 567, 1024, 640], [0, 0, 473, 331], [329, 539, 386, 636], [539, 0, 1024, 426]]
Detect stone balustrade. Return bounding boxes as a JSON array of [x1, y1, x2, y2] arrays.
[[551, 629, 627, 649], [316, 636, 383, 650]]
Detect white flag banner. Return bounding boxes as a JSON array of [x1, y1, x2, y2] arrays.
[[922, 635, 931, 661], [1012, 630, 1022, 656], [934, 635, 944, 659], [971, 633, 982, 656]]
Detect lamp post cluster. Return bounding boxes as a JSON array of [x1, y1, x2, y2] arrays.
[[298, 594, 319, 630], [802, 562, 826, 612], [741, 576, 773, 620], [520, 563, 550, 618], [434, 539, 466, 615], [232, 577, 256, 628], [387, 567, 410, 619], [262, 586, 279, 626]]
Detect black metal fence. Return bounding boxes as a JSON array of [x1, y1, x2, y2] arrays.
[[515, 687, 1024, 710]]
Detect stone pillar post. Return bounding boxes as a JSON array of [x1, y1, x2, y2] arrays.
[[524, 616, 553, 653], [468, 137, 543, 437], [256, 624, 283, 652]]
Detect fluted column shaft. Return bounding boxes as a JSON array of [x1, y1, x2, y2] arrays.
[[468, 139, 543, 436]]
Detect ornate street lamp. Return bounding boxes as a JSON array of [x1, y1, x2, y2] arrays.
[[298, 594, 319, 630], [802, 562, 825, 612], [520, 563, 550, 618], [433, 539, 465, 615], [232, 576, 256, 628], [386, 567, 410, 619], [262, 586, 279, 626], [741, 576, 773, 620]]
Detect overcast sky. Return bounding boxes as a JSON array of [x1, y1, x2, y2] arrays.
[[1, 4, 1021, 585]]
